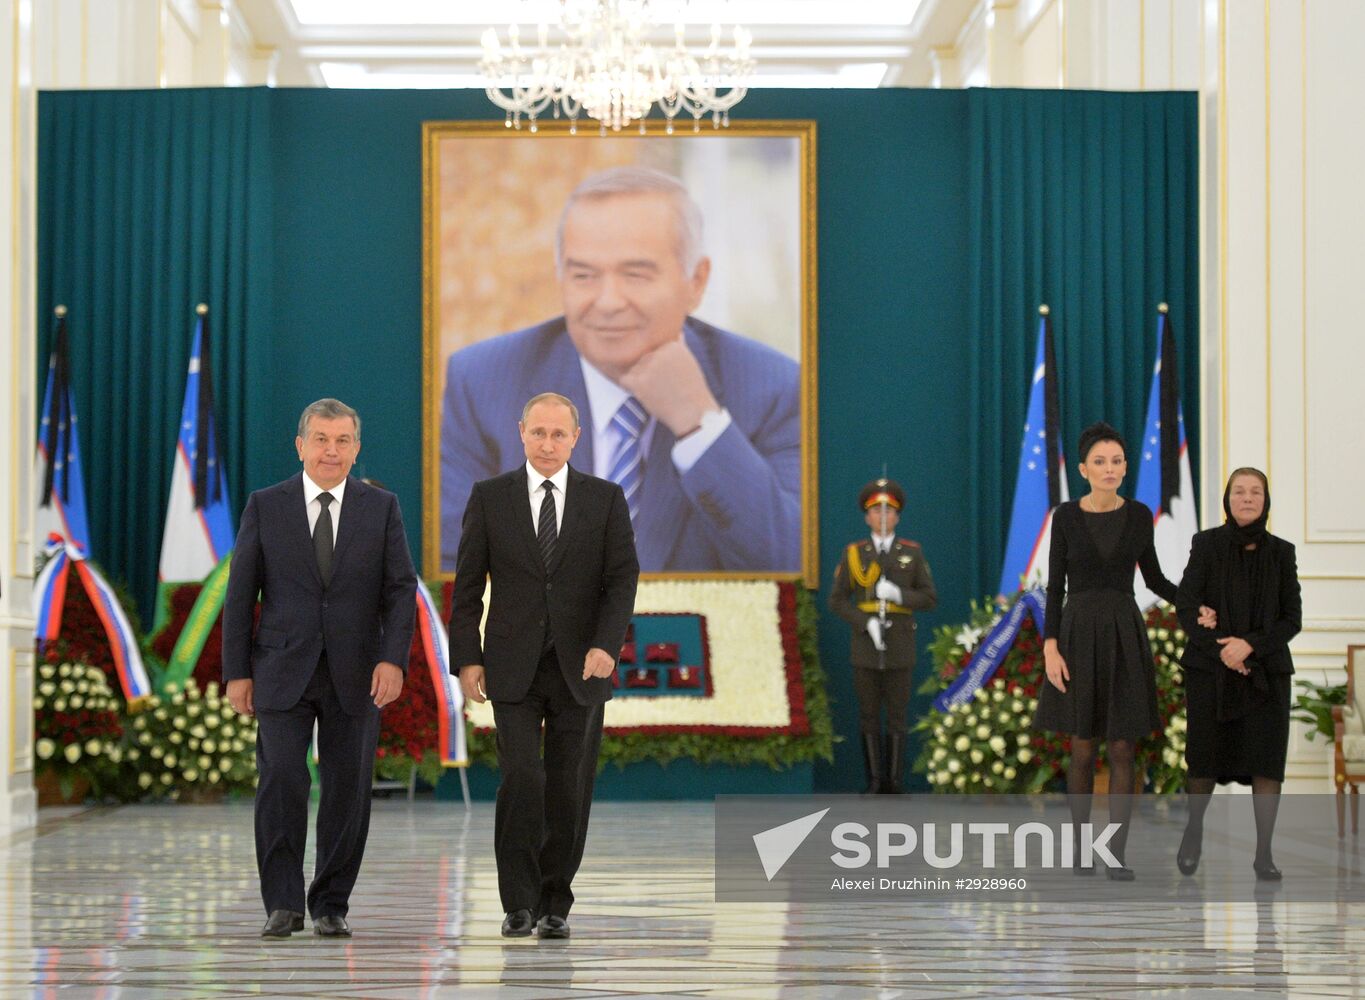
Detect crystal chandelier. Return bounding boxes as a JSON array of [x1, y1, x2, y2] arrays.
[[480, 0, 755, 134]]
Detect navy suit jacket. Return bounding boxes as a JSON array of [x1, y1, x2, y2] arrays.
[[222, 474, 418, 717], [440, 316, 801, 573]]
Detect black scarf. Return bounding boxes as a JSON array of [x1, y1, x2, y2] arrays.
[[1212, 473, 1274, 722]]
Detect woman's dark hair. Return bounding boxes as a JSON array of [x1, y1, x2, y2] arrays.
[[1077, 421, 1127, 462]]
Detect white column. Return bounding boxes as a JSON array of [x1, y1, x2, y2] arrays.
[[984, 0, 1021, 86], [192, 0, 231, 86], [929, 45, 960, 88], [1203, 0, 1365, 789], [1, 0, 38, 833]]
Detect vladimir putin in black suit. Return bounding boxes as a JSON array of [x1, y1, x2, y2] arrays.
[[223, 398, 417, 939], [451, 392, 639, 940]]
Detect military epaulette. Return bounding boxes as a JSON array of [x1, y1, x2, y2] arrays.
[[896, 538, 921, 549]]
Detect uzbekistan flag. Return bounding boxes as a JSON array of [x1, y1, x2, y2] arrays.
[[157, 307, 234, 616], [416, 579, 467, 767], [1133, 304, 1198, 609], [34, 307, 91, 554], [997, 306, 1069, 596]]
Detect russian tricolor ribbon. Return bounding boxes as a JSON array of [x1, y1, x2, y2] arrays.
[[416, 579, 467, 767], [35, 534, 153, 707]]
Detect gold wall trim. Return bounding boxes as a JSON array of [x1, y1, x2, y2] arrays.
[[1169, 0, 1176, 87], [1217, 0, 1228, 494], [1295, 1, 1362, 544], [7, 649, 14, 774], [1058, 0, 1066, 88], [158, 0, 166, 87], [9, 647, 33, 776], [420, 120, 820, 588], [1301, 0, 1310, 543], [1263, 0, 1271, 485], [1140, 0, 1146, 89], [10, 0, 23, 581]]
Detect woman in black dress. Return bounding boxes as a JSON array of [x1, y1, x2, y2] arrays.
[[1037, 422, 1184, 879], [1173, 467, 1302, 880]]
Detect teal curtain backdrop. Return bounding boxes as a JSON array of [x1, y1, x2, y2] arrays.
[[37, 87, 273, 626], [37, 87, 1197, 793], [965, 89, 1200, 592]]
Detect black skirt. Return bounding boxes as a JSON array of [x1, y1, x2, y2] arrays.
[[1034, 590, 1161, 741], [1183, 667, 1291, 783]]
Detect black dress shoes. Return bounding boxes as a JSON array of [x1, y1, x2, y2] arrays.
[[1105, 865, 1136, 882], [313, 915, 352, 937], [261, 910, 304, 938], [536, 915, 570, 939], [501, 909, 534, 937]]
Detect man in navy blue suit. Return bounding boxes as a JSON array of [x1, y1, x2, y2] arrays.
[[223, 398, 417, 940], [440, 166, 801, 574]]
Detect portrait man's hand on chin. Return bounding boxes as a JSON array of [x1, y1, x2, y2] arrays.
[[440, 165, 801, 575]]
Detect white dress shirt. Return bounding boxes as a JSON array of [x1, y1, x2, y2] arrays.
[[870, 532, 894, 554], [578, 353, 733, 477], [302, 472, 346, 546], [526, 461, 569, 535]]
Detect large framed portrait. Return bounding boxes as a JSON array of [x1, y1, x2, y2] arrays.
[[422, 120, 817, 584]]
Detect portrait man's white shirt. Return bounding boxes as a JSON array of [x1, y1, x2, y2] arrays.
[[579, 352, 732, 477]]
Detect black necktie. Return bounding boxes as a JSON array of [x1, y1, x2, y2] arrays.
[[314, 491, 335, 585], [537, 480, 557, 566]]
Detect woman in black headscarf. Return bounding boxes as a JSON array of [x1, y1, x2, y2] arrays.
[[1174, 467, 1302, 880]]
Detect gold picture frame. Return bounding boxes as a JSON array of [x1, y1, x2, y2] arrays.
[[422, 119, 818, 585]]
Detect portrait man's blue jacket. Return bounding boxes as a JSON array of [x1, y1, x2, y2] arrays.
[[440, 316, 801, 573]]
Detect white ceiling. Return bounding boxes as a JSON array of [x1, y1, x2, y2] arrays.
[[233, 0, 980, 89]]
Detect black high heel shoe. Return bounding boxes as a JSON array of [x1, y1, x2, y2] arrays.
[[1253, 858, 1282, 881], [1177, 824, 1202, 876]]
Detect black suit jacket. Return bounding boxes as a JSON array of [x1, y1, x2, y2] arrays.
[[222, 474, 418, 716], [1174, 527, 1301, 676], [450, 465, 639, 706]]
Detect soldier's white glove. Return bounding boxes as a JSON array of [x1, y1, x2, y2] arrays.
[[874, 578, 902, 604], [866, 618, 886, 651]]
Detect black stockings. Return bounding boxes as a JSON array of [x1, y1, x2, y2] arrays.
[[1252, 776, 1282, 866], [1183, 775, 1282, 866], [1067, 738, 1136, 865]]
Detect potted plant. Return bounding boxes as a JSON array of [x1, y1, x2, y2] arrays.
[[1291, 676, 1347, 743]]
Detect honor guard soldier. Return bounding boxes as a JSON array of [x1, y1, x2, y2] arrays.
[[829, 478, 938, 793]]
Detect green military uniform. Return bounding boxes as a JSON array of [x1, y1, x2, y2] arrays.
[[829, 479, 938, 793]]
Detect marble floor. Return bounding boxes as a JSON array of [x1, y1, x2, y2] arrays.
[[1, 799, 1362, 998]]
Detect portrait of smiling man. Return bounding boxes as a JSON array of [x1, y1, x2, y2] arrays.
[[439, 165, 801, 574]]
